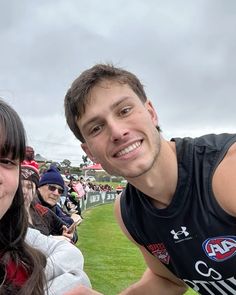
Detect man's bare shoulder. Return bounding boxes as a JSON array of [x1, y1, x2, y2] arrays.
[[213, 142, 236, 216]]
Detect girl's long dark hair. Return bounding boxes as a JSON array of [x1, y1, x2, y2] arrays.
[[0, 99, 47, 294]]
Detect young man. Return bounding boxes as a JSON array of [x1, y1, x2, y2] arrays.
[[64, 64, 236, 295]]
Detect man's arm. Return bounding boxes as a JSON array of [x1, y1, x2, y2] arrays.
[[118, 268, 186, 295], [114, 196, 187, 295], [212, 142, 236, 216]]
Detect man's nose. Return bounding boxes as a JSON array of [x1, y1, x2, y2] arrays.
[[109, 121, 129, 142], [54, 190, 61, 196]]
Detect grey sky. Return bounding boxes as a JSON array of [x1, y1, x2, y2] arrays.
[[1, 0, 235, 165]]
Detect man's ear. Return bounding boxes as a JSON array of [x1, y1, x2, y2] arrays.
[[145, 100, 158, 126], [81, 143, 97, 163]]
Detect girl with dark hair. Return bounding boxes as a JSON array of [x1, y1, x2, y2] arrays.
[[0, 99, 47, 294]]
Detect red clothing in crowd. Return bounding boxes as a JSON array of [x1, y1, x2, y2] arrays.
[[22, 160, 39, 169]]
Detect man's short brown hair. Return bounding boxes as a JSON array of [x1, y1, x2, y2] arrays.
[[64, 64, 148, 142]]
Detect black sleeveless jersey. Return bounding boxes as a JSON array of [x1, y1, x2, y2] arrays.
[[120, 133, 236, 295]]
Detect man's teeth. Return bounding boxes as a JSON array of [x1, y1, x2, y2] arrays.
[[116, 141, 141, 157]]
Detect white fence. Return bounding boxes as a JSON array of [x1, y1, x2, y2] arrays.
[[80, 191, 117, 211]]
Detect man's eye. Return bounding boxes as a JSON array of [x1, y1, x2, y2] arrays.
[[120, 106, 132, 116], [90, 125, 102, 135]]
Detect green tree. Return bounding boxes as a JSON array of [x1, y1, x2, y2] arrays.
[[61, 159, 71, 168], [80, 155, 91, 168]]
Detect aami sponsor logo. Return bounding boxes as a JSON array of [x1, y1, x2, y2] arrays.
[[203, 236, 236, 262]]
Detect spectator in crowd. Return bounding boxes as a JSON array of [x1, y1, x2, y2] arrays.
[[64, 191, 80, 213], [61, 175, 83, 224], [22, 145, 39, 169], [21, 164, 40, 225], [64, 63, 236, 295], [37, 166, 78, 242], [80, 177, 90, 199], [67, 176, 84, 216], [86, 182, 95, 191], [54, 204, 79, 227], [60, 174, 71, 206], [38, 166, 65, 209], [0, 99, 46, 294], [21, 166, 91, 294], [61, 175, 79, 214], [39, 165, 48, 176], [22, 165, 77, 242]]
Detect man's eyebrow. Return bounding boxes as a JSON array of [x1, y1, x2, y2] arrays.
[[110, 96, 131, 110], [81, 96, 131, 131]]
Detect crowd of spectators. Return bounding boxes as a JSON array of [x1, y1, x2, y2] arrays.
[[85, 182, 113, 192], [21, 146, 119, 243]]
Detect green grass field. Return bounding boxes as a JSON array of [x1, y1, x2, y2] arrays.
[[77, 203, 197, 295]]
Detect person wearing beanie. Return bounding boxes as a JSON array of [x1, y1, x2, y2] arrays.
[[39, 166, 64, 191], [35, 166, 78, 243], [37, 166, 66, 209], [21, 168, 92, 293], [21, 165, 70, 241]]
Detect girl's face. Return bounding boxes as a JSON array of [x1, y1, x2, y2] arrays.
[[0, 157, 19, 219], [22, 179, 36, 208]]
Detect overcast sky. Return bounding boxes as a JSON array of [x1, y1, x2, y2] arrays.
[[1, 0, 235, 166]]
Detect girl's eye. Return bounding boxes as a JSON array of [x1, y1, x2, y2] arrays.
[[0, 158, 18, 167]]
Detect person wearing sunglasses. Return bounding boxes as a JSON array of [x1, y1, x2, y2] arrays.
[[34, 166, 78, 243], [38, 166, 65, 207], [20, 165, 91, 293]]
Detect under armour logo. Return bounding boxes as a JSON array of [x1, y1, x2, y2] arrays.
[[171, 227, 189, 240]]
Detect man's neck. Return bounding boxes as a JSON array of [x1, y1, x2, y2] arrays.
[[126, 140, 178, 208]]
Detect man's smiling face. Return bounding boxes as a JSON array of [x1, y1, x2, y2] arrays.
[[78, 80, 161, 179]]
